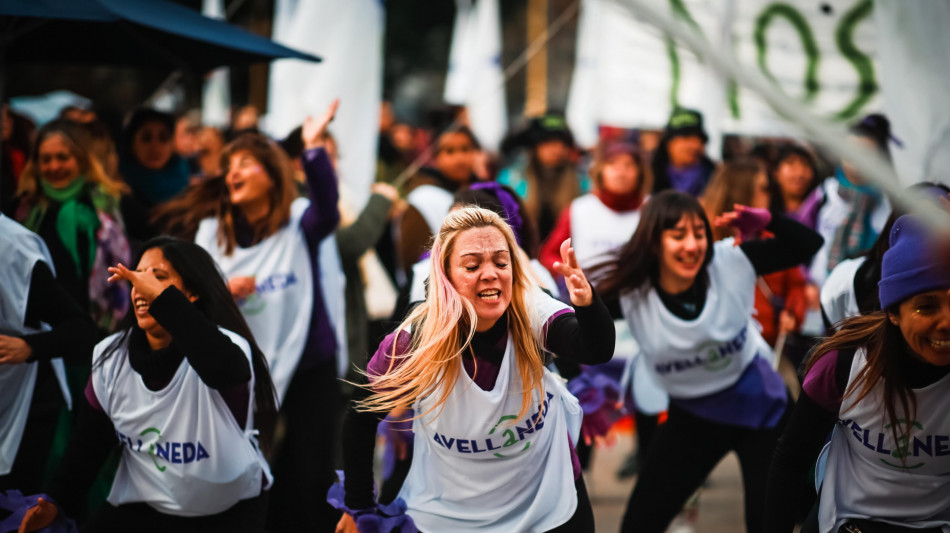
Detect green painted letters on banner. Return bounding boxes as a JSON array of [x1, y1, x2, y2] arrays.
[[834, 0, 876, 120], [754, 3, 821, 103]]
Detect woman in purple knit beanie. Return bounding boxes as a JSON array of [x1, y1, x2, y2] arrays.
[[766, 212, 950, 532]]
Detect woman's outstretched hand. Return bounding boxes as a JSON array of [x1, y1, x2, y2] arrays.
[[552, 238, 593, 307], [303, 98, 340, 151], [713, 204, 772, 245], [108, 263, 165, 302]]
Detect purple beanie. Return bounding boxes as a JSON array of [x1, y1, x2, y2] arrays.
[[878, 214, 950, 309]]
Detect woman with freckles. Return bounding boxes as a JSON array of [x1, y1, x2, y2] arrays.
[[336, 207, 616, 532], [596, 190, 823, 533]]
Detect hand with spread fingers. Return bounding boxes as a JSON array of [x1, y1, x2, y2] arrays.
[[303, 98, 340, 151], [107, 263, 166, 302], [552, 238, 593, 307]]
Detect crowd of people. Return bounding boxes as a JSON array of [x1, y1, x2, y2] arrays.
[[0, 95, 947, 533]]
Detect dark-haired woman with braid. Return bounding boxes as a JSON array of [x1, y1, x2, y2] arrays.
[[767, 214, 950, 532], [596, 190, 822, 533]]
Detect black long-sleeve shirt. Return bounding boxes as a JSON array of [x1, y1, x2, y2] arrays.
[[22, 261, 99, 363]]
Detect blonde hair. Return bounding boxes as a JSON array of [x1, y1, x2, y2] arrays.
[[358, 207, 547, 422], [18, 119, 128, 201]]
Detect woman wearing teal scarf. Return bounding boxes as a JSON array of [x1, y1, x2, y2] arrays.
[[16, 119, 131, 334], [119, 108, 191, 208]]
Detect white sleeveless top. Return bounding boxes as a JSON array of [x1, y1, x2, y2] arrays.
[[406, 184, 455, 237], [195, 198, 314, 403], [92, 328, 272, 517], [398, 337, 582, 532], [569, 193, 641, 274], [819, 348, 950, 532], [619, 239, 772, 399], [0, 215, 70, 475], [820, 257, 865, 328]]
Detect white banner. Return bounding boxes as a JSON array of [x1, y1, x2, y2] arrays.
[[266, 0, 384, 209], [443, 0, 507, 152], [201, 0, 231, 128], [567, 0, 882, 145], [874, 0, 950, 186]]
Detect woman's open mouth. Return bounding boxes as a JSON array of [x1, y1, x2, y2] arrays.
[[478, 289, 501, 301]]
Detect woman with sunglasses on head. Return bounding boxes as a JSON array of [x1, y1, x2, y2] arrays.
[[596, 190, 822, 533]]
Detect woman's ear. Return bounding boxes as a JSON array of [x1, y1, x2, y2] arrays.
[[186, 292, 199, 303], [887, 312, 899, 326]]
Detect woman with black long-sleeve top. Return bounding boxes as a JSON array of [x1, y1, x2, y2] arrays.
[[337, 207, 615, 532], [38, 237, 278, 533], [595, 190, 823, 533], [0, 214, 98, 495]]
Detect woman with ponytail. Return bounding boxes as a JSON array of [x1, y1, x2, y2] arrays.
[[337, 207, 615, 532], [41, 237, 277, 532]]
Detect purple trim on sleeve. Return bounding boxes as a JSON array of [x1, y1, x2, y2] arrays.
[[84, 378, 103, 412], [802, 350, 843, 414], [543, 308, 574, 342], [367, 330, 413, 385]]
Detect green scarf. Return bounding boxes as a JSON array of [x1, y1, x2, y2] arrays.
[[34, 177, 101, 278]]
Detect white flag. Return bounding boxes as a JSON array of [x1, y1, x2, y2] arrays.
[[875, 0, 950, 186], [201, 0, 231, 128], [444, 0, 507, 152], [267, 0, 384, 209]]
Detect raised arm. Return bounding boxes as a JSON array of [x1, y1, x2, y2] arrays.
[[299, 100, 342, 246], [737, 212, 824, 275]]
